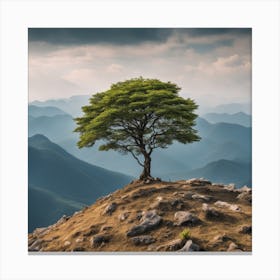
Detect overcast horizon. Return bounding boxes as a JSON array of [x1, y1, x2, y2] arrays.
[[28, 28, 251, 108]]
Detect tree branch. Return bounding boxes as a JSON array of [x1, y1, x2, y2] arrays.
[[123, 146, 144, 167]]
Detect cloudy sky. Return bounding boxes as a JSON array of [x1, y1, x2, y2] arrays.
[[28, 28, 251, 108]]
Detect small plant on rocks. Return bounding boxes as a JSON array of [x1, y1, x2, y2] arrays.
[[179, 228, 191, 240]]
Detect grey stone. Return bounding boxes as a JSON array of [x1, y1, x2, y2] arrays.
[[185, 178, 212, 186], [224, 183, 235, 191], [192, 194, 212, 202], [202, 203, 220, 218], [131, 235, 156, 246], [178, 240, 200, 252], [92, 234, 111, 247], [126, 210, 162, 237], [214, 201, 241, 212], [104, 202, 117, 215], [156, 238, 186, 251], [174, 211, 199, 226], [28, 239, 43, 251], [55, 215, 69, 225], [237, 192, 252, 203]]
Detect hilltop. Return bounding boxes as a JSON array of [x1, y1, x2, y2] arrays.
[[28, 178, 252, 252]]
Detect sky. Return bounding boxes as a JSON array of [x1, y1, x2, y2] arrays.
[[28, 28, 251, 108]]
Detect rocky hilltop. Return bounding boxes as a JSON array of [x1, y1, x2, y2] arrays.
[[28, 178, 252, 252]]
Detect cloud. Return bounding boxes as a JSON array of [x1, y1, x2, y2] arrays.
[[28, 28, 172, 46], [28, 28, 251, 107]]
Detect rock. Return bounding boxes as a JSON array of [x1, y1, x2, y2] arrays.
[[75, 238, 84, 243], [126, 210, 162, 237], [33, 227, 49, 236], [156, 238, 186, 251], [118, 212, 130, 221], [64, 241, 71, 246], [104, 202, 117, 215], [237, 192, 252, 203], [178, 240, 200, 252], [28, 239, 43, 251], [56, 215, 69, 225], [151, 198, 185, 211], [101, 226, 113, 231], [92, 234, 111, 247], [192, 194, 212, 202], [214, 201, 241, 212], [73, 210, 82, 216], [237, 185, 251, 193], [202, 203, 220, 218], [170, 199, 185, 209], [174, 211, 199, 226], [84, 225, 99, 236], [131, 235, 156, 246], [224, 183, 235, 191], [211, 234, 230, 245], [182, 191, 195, 199], [239, 225, 252, 234], [227, 242, 238, 251], [185, 178, 212, 186]]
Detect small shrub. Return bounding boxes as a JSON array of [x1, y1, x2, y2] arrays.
[[179, 228, 191, 240]]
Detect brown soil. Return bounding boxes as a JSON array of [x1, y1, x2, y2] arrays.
[[28, 179, 252, 252]]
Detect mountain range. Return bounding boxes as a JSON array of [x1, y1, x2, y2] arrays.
[[28, 105, 251, 179], [28, 134, 132, 232], [28, 99, 252, 232], [203, 112, 251, 127]]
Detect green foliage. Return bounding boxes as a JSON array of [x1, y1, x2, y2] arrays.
[[75, 77, 200, 178], [179, 228, 191, 240]]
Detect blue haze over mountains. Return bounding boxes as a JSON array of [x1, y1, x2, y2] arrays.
[[28, 95, 252, 232]]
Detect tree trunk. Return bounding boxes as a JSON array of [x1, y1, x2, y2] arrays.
[[139, 154, 152, 180]]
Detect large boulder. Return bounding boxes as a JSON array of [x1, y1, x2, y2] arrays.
[[126, 210, 162, 237], [174, 211, 200, 226]]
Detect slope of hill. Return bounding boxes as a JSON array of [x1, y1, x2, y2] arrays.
[[28, 134, 133, 231], [203, 112, 251, 127], [28, 105, 67, 117], [28, 179, 252, 252]]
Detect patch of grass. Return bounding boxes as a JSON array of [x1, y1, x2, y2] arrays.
[[179, 228, 191, 240]]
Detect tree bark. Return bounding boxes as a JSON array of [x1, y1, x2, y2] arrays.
[[139, 154, 152, 180]]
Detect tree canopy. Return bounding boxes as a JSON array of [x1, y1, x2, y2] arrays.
[[75, 77, 200, 180]]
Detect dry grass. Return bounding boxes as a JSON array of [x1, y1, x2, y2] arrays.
[[28, 180, 252, 252]]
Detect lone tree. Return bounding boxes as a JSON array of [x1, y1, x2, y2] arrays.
[[75, 77, 200, 180]]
